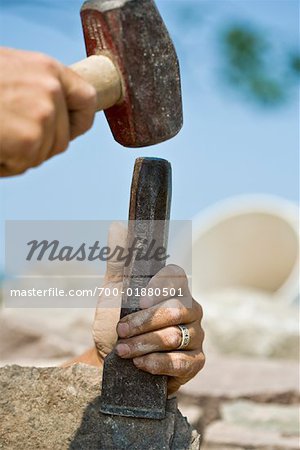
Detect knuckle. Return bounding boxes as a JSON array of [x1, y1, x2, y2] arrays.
[[167, 264, 186, 279], [81, 111, 95, 133], [55, 133, 70, 154], [9, 165, 28, 177], [85, 86, 97, 106], [193, 300, 203, 320], [70, 118, 88, 140], [30, 158, 43, 168], [128, 341, 139, 355], [38, 54, 59, 73], [133, 323, 144, 336], [195, 352, 206, 372], [166, 264, 188, 290], [30, 51, 47, 64], [75, 81, 97, 108], [45, 79, 62, 98], [143, 356, 160, 375], [58, 138, 69, 153], [35, 101, 55, 124], [195, 326, 205, 349], [85, 115, 95, 133], [172, 354, 189, 373], [167, 301, 184, 323], [20, 127, 42, 154], [129, 310, 149, 335], [165, 328, 182, 348]]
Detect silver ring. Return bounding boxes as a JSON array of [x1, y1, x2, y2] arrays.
[[177, 325, 190, 350]]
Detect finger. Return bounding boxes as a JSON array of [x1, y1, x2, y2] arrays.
[[95, 222, 127, 308], [167, 378, 183, 395], [30, 99, 56, 167], [60, 66, 97, 111], [133, 349, 205, 378], [104, 222, 128, 282], [0, 115, 42, 173], [47, 87, 70, 159], [117, 297, 203, 338], [95, 280, 123, 309], [139, 264, 190, 309], [69, 108, 95, 140], [2, 89, 57, 171], [59, 66, 97, 139], [0, 164, 10, 177], [93, 306, 120, 357], [0, 162, 27, 177], [115, 321, 204, 358]]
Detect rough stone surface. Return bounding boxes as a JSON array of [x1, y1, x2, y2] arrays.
[[204, 421, 300, 449], [0, 364, 101, 449], [0, 308, 94, 365], [221, 400, 299, 435], [177, 355, 300, 449], [177, 402, 204, 428], [1, 306, 298, 449], [200, 289, 299, 359], [0, 364, 200, 450], [201, 400, 300, 449], [202, 447, 244, 450], [85, 398, 201, 450]]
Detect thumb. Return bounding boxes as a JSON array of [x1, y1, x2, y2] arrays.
[[105, 222, 128, 282]]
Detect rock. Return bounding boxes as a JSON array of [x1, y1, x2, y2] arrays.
[[202, 446, 244, 450], [89, 397, 201, 450], [0, 308, 94, 365], [203, 421, 300, 449], [202, 400, 300, 449], [202, 447, 244, 450], [200, 289, 299, 359], [180, 355, 299, 403], [177, 401, 204, 427], [221, 400, 299, 436], [0, 364, 101, 449], [0, 365, 200, 450]]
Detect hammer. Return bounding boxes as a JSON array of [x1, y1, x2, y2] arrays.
[[70, 0, 183, 148]]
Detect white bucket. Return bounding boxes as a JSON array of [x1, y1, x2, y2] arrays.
[[191, 195, 299, 304]]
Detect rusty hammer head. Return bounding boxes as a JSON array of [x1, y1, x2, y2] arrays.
[[80, 0, 183, 148]]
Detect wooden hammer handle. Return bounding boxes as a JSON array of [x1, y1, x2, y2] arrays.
[[70, 55, 122, 111]]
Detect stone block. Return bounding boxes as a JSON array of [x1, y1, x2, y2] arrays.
[[180, 355, 299, 403], [204, 421, 299, 449], [0, 364, 200, 450], [221, 400, 299, 435]]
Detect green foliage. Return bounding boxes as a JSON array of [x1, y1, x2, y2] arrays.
[[290, 54, 300, 76], [225, 27, 267, 74], [221, 25, 286, 106]]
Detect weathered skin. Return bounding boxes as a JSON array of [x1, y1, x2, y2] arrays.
[[81, 0, 183, 147]]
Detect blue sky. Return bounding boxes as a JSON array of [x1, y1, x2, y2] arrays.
[[0, 0, 299, 270]]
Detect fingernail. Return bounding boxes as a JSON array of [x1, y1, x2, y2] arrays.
[[115, 344, 130, 357], [139, 296, 153, 309], [117, 322, 130, 338], [133, 357, 144, 368]]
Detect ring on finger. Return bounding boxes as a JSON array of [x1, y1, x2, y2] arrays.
[[177, 324, 191, 350]]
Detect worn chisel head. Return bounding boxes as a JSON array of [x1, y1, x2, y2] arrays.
[[99, 158, 172, 419], [81, 0, 183, 147]]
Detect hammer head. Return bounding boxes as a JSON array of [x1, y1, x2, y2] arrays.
[[81, 0, 183, 148]]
